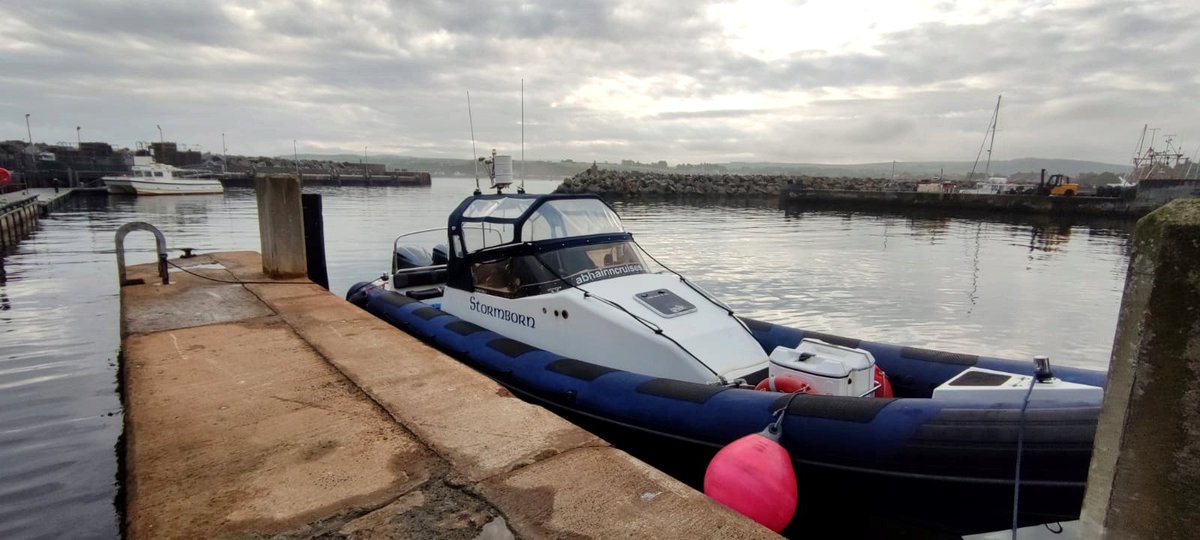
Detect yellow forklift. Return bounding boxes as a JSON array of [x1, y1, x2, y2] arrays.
[[1035, 168, 1080, 196]]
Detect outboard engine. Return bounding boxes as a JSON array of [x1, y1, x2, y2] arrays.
[[393, 246, 434, 270], [392, 245, 449, 290], [432, 244, 449, 265]]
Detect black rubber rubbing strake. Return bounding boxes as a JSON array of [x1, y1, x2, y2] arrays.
[[487, 338, 540, 358], [803, 331, 862, 349], [740, 318, 774, 332], [546, 358, 616, 381], [901, 346, 979, 366], [412, 307, 448, 320], [770, 394, 895, 423], [375, 291, 418, 308], [445, 320, 486, 336], [636, 378, 726, 404]]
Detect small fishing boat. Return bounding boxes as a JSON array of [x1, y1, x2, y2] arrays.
[[347, 155, 1106, 535], [103, 156, 223, 195]]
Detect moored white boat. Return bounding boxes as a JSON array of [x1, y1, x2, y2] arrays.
[[103, 156, 223, 195]]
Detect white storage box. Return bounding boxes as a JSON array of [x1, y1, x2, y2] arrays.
[[768, 338, 876, 397], [932, 367, 1104, 404]]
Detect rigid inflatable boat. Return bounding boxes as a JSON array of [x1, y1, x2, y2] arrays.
[[347, 169, 1106, 535]]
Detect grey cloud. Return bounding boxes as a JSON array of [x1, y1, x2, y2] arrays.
[[0, 0, 1197, 165]]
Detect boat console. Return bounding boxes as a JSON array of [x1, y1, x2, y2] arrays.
[[386, 193, 770, 384]]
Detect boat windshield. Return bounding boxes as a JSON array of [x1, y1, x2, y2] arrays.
[[472, 240, 648, 299], [457, 197, 625, 253], [524, 199, 624, 241]]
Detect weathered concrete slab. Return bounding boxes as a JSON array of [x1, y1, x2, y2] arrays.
[[249, 288, 604, 483], [124, 315, 437, 538], [479, 446, 777, 539], [120, 256, 274, 335]]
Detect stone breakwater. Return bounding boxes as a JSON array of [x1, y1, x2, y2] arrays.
[[554, 169, 914, 196]]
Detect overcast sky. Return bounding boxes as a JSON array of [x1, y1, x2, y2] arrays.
[[2, 0, 1197, 165]]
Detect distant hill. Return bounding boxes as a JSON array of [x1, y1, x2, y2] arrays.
[[293, 153, 1130, 180]]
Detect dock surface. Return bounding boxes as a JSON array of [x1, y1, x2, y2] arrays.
[[0, 187, 75, 206], [120, 251, 773, 538]]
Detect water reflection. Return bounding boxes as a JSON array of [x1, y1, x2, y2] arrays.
[[615, 196, 1132, 367]]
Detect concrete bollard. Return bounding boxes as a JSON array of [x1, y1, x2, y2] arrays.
[[255, 174, 307, 278], [1081, 198, 1200, 538]]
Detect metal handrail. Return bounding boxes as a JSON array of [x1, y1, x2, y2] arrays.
[[391, 227, 446, 254], [115, 222, 169, 286]]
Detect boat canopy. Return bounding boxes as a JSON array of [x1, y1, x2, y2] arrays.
[[445, 193, 646, 295]]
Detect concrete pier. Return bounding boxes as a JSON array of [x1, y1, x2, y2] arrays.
[[1081, 198, 1200, 538], [120, 251, 773, 538], [0, 188, 78, 250]]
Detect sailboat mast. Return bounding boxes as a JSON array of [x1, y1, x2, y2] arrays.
[[983, 94, 1001, 179]]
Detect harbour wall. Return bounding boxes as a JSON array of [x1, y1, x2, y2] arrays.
[[220, 171, 431, 187], [554, 169, 1173, 217], [780, 187, 1148, 217], [554, 169, 906, 196], [0, 196, 40, 250], [0, 188, 82, 250]]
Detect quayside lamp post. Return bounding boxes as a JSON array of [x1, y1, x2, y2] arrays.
[[25, 113, 37, 177], [76, 126, 81, 148]]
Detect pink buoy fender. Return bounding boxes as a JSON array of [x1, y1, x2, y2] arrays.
[[703, 395, 802, 532]]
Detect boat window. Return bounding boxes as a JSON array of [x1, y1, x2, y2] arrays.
[[471, 241, 647, 299], [524, 199, 624, 242], [134, 171, 143, 177], [461, 223, 513, 252], [462, 197, 535, 220], [154, 171, 164, 177]]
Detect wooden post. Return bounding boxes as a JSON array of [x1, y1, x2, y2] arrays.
[[301, 193, 329, 290], [255, 174, 307, 278], [1081, 199, 1200, 538]]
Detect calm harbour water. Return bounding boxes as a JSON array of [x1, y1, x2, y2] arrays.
[[0, 178, 1132, 538]]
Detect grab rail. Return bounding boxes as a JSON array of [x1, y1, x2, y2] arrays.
[[115, 222, 169, 286]]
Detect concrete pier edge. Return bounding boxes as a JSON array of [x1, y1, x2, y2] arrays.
[[1081, 198, 1200, 538], [120, 252, 775, 538]]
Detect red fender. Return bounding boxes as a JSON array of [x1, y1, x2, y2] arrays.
[[754, 374, 813, 394], [874, 366, 894, 398]]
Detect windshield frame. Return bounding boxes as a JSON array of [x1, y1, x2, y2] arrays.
[[445, 194, 634, 292]]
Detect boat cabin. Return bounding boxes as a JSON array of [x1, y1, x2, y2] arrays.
[[444, 193, 648, 296], [389, 192, 770, 384]]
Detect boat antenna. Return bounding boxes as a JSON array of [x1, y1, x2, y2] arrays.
[[468, 90, 481, 195], [519, 78, 526, 194]]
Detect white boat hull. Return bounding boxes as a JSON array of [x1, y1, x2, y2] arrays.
[[104, 177, 224, 195], [439, 273, 768, 384]]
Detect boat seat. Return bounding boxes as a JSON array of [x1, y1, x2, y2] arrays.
[[393, 266, 447, 288], [405, 287, 443, 301]]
